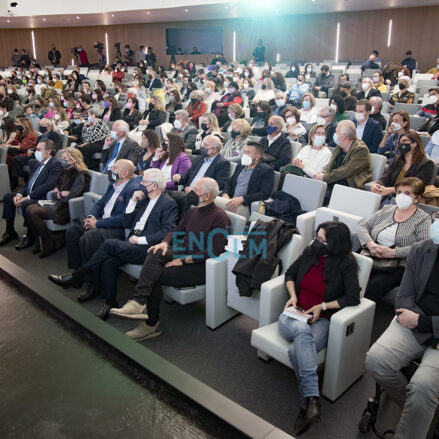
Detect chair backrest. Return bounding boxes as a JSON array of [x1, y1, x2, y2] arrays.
[[0, 147, 8, 164], [393, 103, 422, 115], [83, 192, 102, 216], [226, 210, 247, 235], [352, 252, 373, 299], [419, 203, 439, 217], [290, 141, 302, 159], [381, 101, 391, 114], [409, 115, 426, 131], [370, 153, 387, 182], [328, 184, 381, 218], [272, 171, 281, 194], [282, 173, 327, 212], [229, 161, 237, 178], [88, 170, 110, 196]]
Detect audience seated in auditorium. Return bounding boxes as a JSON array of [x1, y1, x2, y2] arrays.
[[218, 142, 274, 218], [251, 101, 272, 137], [378, 111, 410, 163], [389, 76, 415, 105], [122, 97, 142, 130], [359, 177, 431, 303], [0, 139, 63, 248], [283, 106, 306, 142], [195, 113, 224, 151], [285, 74, 310, 108], [299, 93, 318, 124], [354, 99, 383, 154], [368, 96, 387, 131], [108, 177, 230, 341], [313, 65, 335, 97], [172, 135, 229, 191], [278, 221, 361, 436], [221, 118, 251, 162], [49, 168, 178, 320], [416, 88, 439, 118]]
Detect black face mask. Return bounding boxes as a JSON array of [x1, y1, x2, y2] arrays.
[[231, 130, 240, 140], [39, 126, 47, 133], [200, 148, 209, 158], [200, 123, 208, 131], [190, 98, 197, 103], [108, 171, 119, 183], [138, 183, 151, 196], [16, 125, 24, 132], [257, 111, 265, 118], [161, 141, 168, 151], [398, 82, 406, 89], [398, 142, 411, 156], [149, 103, 155, 110], [262, 84, 267, 90], [311, 239, 328, 256], [187, 190, 201, 206]]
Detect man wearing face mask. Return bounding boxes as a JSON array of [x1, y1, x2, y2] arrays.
[[354, 99, 383, 153], [313, 65, 335, 98], [66, 109, 84, 146], [285, 75, 310, 107], [260, 115, 292, 171], [301, 106, 338, 147], [109, 177, 230, 340], [61, 159, 139, 270], [369, 96, 387, 131], [0, 139, 62, 247], [272, 91, 287, 117], [416, 88, 439, 118], [173, 135, 229, 191], [49, 168, 178, 320], [365, 216, 439, 439], [356, 77, 381, 100], [145, 70, 162, 90], [219, 142, 274, 218], [314, 120, 371, 204], [171, 109, 198, 150], [101, 119, 140, 172]]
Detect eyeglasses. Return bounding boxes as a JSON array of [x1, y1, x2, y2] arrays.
[[315, 234, 328, 245]]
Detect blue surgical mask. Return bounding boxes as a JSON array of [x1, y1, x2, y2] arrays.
[[110, 130, 118, 139], [34, 150, 44, 162], [49, 102, 54, 108], [302, 100, 310, 109], [313, 135, 325, 147], [73, 119, 81, 125], [333, 132, 340, 145], [88, 116, 93, 123], [430, 220, 439, 244], [266, 125, 277, 135]]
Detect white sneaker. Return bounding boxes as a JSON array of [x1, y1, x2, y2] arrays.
[[126, 322, 161, 341], [109, 300, 148, 320]]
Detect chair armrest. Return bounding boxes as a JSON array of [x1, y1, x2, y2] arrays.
[[259, 274, 288, 327], [296, 210, 316, 251], [68, 196, 85, 220]]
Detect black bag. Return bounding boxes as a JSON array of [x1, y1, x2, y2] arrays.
[[265, 190, 305, 225], [360, 247, 399, 273]]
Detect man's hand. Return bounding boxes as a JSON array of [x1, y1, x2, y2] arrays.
[[104, 136, 113, 147], [77, 143, 86, 148], [226, 196, 244, 212], [148, 242, 169, 255], [13, 195, 23, 207], [306, 304, 322, 324], [84, 217, 97, 230], [132, 190, 145, 202], [184, 186, 192, 193], [128, 235, 139, 245], [396, 308, 419, 329], [314, 172, 324, 181], [172, 174, 181, 183], [222, 193, 230, 199], [165, 258, 183, 267]]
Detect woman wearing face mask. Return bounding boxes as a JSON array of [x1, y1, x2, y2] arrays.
[[53, 108, 69, 134], [253, 78, 276, 106], [221, 118, 251, 162], [240, 78, 256, 101], [212, 81, 243, 127], [195, 113, 224, 151], [139, 96, 166, 130], [151, 132, 191, 190], [0, 116, 17, 147], [389, 76, 415, 105], [372, 71, 387, 93], [221, 103, 244, 132], [102, 96, 122, 122], [329, 95, 349, 122], [281, 124, 332, 178], [26, 148, 90, 258], [285, 63, 300, 79], [34, 75, 45, 95], [372, 131, 434, 202], [23, 85, 37, 107], [90, 89, 105, 117], [6, 84, 19, 103], [136, 129, 160, 173], [278, 221, 360, 436], [122, 97, 143, 130], [303, 63, 316, 80], [283, 106, 306, 141], [251, 101, 272, 136], [299, 93, 318, 124], [378, 111, 410, 162], [359, 177, 431, 303], [203, 80, 221, 108], [273, 72, 287, 92], [45, 97, 60, 120], [165, 89, 182, 125], [186, 90, 207, 127]]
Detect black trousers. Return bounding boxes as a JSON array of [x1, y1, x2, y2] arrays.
[[82, 239, 148, 305], [66, 222, 124, 269], [77, 142, 103, 170], [26, 204, 55, 249], [364, 266, 405, 302], [133, 249, 205, 325], [2, 192, 37, 236]]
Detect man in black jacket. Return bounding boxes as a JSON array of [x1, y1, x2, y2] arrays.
[[0, 139, 62, 248], [219, 142, 274, 218], [260, 116, 292, 171], [145, 69, 162, 90], [48, 44, 61, 66], [173, 135, 230, 191]]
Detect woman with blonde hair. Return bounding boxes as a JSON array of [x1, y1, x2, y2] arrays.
[[54, 107, 69, 133], [195, 112, 224, 150], [222, 102, 245, 132], [26, 147, 90, 258], [203, 80, 221, 107], [139, 95, 166, 130], [221, 118, 251, 162]]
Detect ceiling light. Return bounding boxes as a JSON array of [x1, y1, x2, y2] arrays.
[[111, 14, 115, 17], [76, 16, 80, 19], [42, 18, 46, 21], [185, 8, 189, 12], [6, 19, 10, 22], [225, 5, 228, 9], [146, 11, 151, 15]]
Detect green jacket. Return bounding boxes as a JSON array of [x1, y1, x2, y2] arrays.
[[323, 138, 372, 188]]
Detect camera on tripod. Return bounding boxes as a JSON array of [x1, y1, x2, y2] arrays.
[[94, 42, 104, 53], [71, 47, 81, 55]]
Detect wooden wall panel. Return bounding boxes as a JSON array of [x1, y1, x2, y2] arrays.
[[0, 6, 437, 71]]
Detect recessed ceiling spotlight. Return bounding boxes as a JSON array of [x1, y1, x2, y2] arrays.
[[185, 8, 189, 12], [42, 18, 46, 21], [111, 14, 115, 17], [225, 5, 228, 9], [6, 19, 10, 22], [146, 11, 151, 15], [76, 16, 80, 19]]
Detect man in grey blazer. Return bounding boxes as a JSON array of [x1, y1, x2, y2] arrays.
[[171, 109, 198, 150], [101, 120, 141, 172], [366, 233, 439, 439]]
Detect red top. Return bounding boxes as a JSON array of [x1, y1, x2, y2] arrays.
[[297, 256, 327, 313]]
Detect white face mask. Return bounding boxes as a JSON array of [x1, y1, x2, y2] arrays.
[[317, 117, 326, 126], [286, 117, 296, 125], [205, 87, 211, 94], [395, 193, 413, 210], [362, 82, 369, 91], [313, 135, 325, 147], [54, 114, 60, 121], [355, 112, 365, 122], [370, 105, 376, 115], [276, 99, 285, 108], [35, 150, 44, 162], [428, 95, 438, 105], [173, 119, 182, 130], [392, 122, 402, 131], [241, 153, 253, 167], [243, 84, 249, 89], [330, 104, 337, 112]]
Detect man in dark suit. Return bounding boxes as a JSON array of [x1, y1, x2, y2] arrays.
[[48, 44, 61, 66], [172, 135, 230, 191], [101, 120, 141, 172], [0, 139, 62, 248], [145, 70, 163, 90], [357, 78, 381, 100], [354, 99, 384, 153], [171, 110, 198, 150], [65, 159, 139, 269], [260, 116, 292, 171], [219, 142, 274, 218], [49, 168, 179, 320]]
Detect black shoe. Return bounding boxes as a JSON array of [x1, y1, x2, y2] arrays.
[[48, 273, 80, 288], [96, 303, 117, 321], [76, 284, 98, 303], [306, 396, 321, 423], [294, 408, 311, 436], [15, 236, 35, 250], [0, 232, 19, 246]]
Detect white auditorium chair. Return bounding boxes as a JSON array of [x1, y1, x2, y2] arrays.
[[290, 141, 302, 159], [0, 163, 11, 200], [409, 115, 426, 131], [393, 103, 422, 115], [296, 184, 381, 250], [251, 252, 375, 401], [205, 211, 303, 330]]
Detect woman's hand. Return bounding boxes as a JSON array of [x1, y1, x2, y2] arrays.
[[285, 296, 297, 309], [374, 245, 396, 258], [305, 304, 322, 324]]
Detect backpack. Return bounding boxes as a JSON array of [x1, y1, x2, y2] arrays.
[[264, 190, 305, 224]]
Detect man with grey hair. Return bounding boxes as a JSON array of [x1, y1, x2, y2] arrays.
[[314, 119, 371, 204], [173, 134, 230, 190], [172, 109, 198, 150], [272, 91, 287, 116], [110, 177, 231, 341], [369, 96, 387, 131], [101, 119, 141, 172], [300, 106, 338, 147], [49, 168, 178, 321], [260, 115, 292, 171]]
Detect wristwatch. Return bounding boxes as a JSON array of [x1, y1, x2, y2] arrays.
[[321, 302, 327, 311]]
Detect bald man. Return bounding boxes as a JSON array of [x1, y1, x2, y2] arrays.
[[65, 159, 140, 269]]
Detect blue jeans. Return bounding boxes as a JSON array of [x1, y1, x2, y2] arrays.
[[278, 313, 330, 408]]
